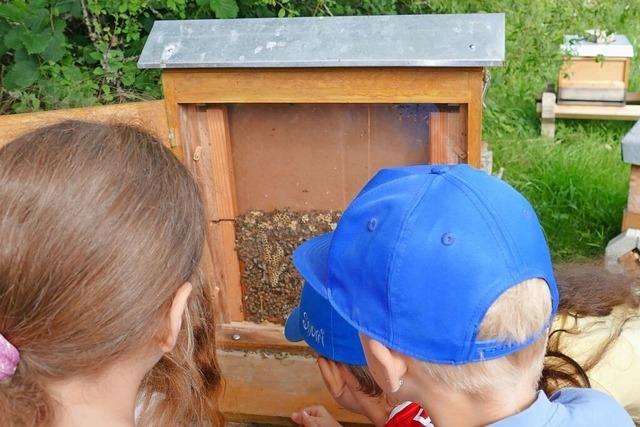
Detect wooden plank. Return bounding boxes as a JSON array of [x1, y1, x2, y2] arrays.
[[215, 222, 244, 321], [164, 68, 477, 104], [428, 110, 449, 163], [206, 107, 238, 220], [217, 322, 309, 353], [466, 69, 483, 167], [628, 165, 640, 214], [622, 209, 640, 231], [428, 106, 468, 164], [552, 103, 640, 121], [0, 101, 168, 148], [161, 72, 184, 161], [218, 350, 369, 425], [180, 105, 244, 322]]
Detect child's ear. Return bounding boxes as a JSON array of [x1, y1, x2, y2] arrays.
[[317, 357, 347, 399], [159, 281, 192, 353], [360, 334, 407, 393]]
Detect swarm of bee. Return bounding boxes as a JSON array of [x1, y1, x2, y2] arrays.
[[235, 209, 341, 324]]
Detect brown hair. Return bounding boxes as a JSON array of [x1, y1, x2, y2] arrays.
[[540, 263, 640, 395], [346, 365, 383, 397], [0, 121, 222, 426]]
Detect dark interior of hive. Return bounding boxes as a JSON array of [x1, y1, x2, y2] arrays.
[[229, 104, 463, 323]]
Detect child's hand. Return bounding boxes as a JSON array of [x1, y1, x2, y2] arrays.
[[291, 406, 343, 427]]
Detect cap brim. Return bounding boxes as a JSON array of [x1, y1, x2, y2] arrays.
[[292, 232, 333, 298], [284, 306, 304, 342]]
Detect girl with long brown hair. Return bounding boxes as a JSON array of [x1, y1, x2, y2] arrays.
[[0, 121, 222, 426], [542, 263, 640, 423]]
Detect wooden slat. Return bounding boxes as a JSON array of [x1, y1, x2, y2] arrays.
[[217, 321, 308, 353], [0, 101, 168, 148], [164, 67, 477, 104], [428, 110, 449, 163], [428, 106, 468, 164], [466, 70, 483, 167], [628, 165, 640, 214], [180, 104, 244, 322], [552, 103, 640, 121], [161, 72, 184, 160], [206, 108, 238, 219], [218, 350, 369, 425]]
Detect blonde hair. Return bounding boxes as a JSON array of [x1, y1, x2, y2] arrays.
[[421, 278, 552, 395], [0, 121, 222, 426]]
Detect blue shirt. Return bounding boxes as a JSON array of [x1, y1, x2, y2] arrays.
[[489, 388, 634, 426]]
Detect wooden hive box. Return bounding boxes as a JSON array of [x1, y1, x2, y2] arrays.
[[559, 32, 634, 103], [137, 13, 504, 424]]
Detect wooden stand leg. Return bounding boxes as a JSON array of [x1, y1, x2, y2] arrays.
[[541, 91, 557, 138]]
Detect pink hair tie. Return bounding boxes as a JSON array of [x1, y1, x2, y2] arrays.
[[0, 333, 19, 381]]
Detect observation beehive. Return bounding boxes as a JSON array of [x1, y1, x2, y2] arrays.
[[138, 13, 504, 423]]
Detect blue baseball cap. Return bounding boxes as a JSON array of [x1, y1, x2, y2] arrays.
[[285, 281, 367, 365], [293, 164, 558, 365]]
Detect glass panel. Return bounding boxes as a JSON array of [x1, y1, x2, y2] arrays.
[[227, 103, 467, 323]]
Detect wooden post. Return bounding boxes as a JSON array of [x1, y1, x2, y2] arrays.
[[467, 69, 484, 167], [622, 165, 640, 231], [627, 165, 640, 213], [428, 106, 468, 164], [541, 91, 557, 138], [161, 72, 184, 160], [179, 104, 244, 323]]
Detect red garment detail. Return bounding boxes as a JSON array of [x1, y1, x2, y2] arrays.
[[384, 402, 434, 427]]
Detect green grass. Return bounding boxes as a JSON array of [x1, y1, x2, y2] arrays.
[[423, 0, 640, 261]]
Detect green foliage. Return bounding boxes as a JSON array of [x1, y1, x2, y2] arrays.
[[1, 0, 639, 260]]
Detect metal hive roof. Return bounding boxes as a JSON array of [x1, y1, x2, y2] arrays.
[[138, 14, 505, 69]]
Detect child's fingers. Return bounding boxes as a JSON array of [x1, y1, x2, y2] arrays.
[[291, 410, 318, 427], [291, 406, 341, 427], [291, 411, 304, 425]]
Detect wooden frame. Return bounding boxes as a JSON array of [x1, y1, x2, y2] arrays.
[[159, 66, 485, 423]]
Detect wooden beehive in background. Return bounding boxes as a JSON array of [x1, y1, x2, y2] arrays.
[[559, 33, 634, 103]]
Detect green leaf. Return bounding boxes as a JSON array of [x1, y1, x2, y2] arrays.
[[277, 7, 286, 17], [88, 50, 104, 62], [22, 31, 51, 55], [13, 47, 30, 63], [4, 57, 39, 90], [196, 0, 209, 6], [0, 3, 28, 22], [210, 0, 238, 18], [0, 21, 11, 55], [41, 32, 67, 62], [3, 28, 23, 50], [23, 8, 49, 32]]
